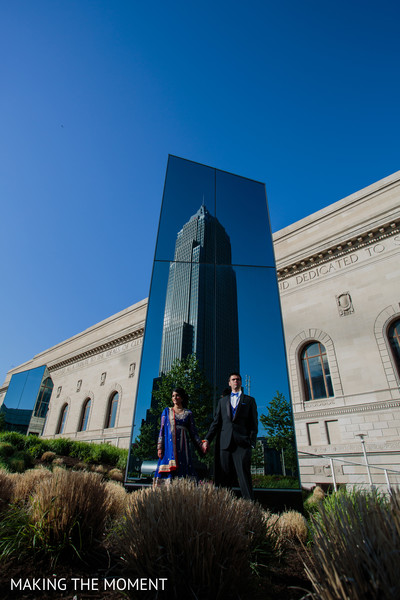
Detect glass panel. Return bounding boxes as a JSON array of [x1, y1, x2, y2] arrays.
[[81, 400, 91, 431], [389, 320, 400, 373], [108, 395, 118, 428], [127, 158, 300, 492], [155, 156, 216, 262], [302, 354, 312, 401], [307, 355, 326, 399], [3, 366, 46, 411], [322, 354, 334, 396], [59, 405, 68, 434], [34, 377, 54, 418], [305, 342, 320, 358], [215, 170, 275, 267], [1, 366, 50, 434]]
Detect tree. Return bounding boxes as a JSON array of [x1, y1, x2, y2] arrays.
[[133, 354, 213, 461], [251, 440, 265, 472], [0, 410, 5, 432], [260, 391, 297, 475]]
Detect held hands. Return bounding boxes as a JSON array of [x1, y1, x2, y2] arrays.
[[157, 448, 163, 458], [202, 440, 209, 455]]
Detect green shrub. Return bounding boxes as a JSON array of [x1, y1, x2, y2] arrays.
[[252, 473, 300, 489], [47, 437, 73, 456], [114, 479, 270, 599], [25, 436, 50, 459], [69, 441, 93, 462], [309, 487, 389, 537], [0, 432, 26, 449], [0, 442, 15, 459], [89, 442, 125, 466], [305, 489, 400, 599], [116, 450, 128, 471], [0, 503, 32, 561], [3, 450, 34, 473]]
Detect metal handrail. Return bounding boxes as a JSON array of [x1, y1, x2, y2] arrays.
[[298, 450, 400, 494]]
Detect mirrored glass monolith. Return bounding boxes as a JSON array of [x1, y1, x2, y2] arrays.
[[126, 156, 301, 504]]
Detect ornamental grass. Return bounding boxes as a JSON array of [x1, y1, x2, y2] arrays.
[[114, 479, 271, 600], [104, 480, 128, 519], [11, 466, 52, 503], [28, 469, 111, 561], [305, 489, 400, 600], [0, 470, 14, 511], [266, 510, 308, 546]]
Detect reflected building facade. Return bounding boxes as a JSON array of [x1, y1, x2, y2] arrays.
[[159, 204, 239, 395], [0, 366, 53, 435]]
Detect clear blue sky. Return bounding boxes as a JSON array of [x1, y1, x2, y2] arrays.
[[1, 0, 399, 382]]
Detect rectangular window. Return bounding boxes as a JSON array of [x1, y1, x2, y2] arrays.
[[307, 422, 322, 446]]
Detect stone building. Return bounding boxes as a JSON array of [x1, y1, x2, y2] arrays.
[[0, 301, 146, 449], [1, 171, 400, 488], [274, 170, 400, 488]]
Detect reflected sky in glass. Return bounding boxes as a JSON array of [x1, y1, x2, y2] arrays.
[[4, 366, 46, 411]]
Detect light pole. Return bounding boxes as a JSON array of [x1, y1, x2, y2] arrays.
[[355, 433, 374, 490]]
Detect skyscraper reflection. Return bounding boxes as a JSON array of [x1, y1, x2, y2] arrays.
[[159, 204, 239, 397]]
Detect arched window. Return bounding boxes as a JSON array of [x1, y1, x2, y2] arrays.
[[105, 392, 119, 428], [79, 398, 91, 432], [301, 342, 334, 401], [56, 404, 68, 434], [388, 318, 400, 376]]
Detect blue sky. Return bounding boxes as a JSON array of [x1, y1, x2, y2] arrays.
[[1, 0, 399, 382]]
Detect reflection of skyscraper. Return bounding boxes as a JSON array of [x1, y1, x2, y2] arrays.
[[159, 205, 239, 395]]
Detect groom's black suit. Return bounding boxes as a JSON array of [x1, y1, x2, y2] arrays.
[[205, 391, 258, 500]]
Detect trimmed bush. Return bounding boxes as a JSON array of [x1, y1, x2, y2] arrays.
[[41, 451, 56, 463], [114, 479, 269, 599], [108, 468, 124, 482], [72, 461, 89, 471], [273, 510, 308, 545]]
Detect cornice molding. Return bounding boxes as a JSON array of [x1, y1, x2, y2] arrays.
[[48, 327, 144, 373], [294, 399, 400, 421], [277, 219, 400, 280]]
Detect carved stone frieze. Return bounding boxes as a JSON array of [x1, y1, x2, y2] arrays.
[[295, 399, 400, 420], [277, 221, 400, 280], [48, 328, 144, 373]]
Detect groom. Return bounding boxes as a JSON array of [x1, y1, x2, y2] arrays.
[[203, 373, 258, 500]]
